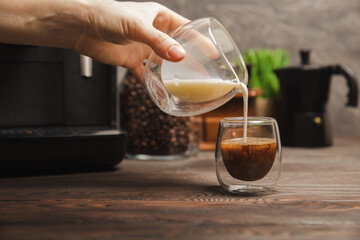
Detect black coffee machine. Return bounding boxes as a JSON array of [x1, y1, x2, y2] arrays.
[[274, 50, 358, 147], [0, 44, 126, 174]]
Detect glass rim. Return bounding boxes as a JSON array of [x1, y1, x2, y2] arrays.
[[220, 117, 277, 125]]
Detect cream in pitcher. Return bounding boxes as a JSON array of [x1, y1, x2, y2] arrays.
[[144, 18, 248, 117]]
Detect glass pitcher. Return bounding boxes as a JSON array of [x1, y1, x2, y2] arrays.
[[144, 17, 248, 116]]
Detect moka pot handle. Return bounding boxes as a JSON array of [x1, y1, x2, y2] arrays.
[[331, 65, 358, 107]]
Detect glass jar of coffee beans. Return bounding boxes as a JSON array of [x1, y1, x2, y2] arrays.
[[120, 72, 197, 160]]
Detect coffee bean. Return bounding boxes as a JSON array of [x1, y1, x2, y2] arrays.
[[120, 73, 191, 156]]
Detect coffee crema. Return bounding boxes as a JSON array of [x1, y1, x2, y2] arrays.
[[220, 137, 276, 181]]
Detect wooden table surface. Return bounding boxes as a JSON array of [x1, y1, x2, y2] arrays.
[[0, 136, 359, 240]]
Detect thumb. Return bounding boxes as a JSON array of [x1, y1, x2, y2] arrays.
[[138, 27, 186, 62]]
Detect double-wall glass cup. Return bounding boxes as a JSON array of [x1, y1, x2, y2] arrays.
[[215, 117, 282, 194], [144, 17, 248, 116]]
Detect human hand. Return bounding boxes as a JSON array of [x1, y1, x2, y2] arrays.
[[0, 0, 189, 80], [73, 1, 189, 80]]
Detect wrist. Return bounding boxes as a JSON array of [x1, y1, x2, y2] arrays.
[[0, 0, 97, 49], [50, 0, 97, 49]]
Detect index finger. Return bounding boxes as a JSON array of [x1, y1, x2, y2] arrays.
[[153, 7, 190, 33]]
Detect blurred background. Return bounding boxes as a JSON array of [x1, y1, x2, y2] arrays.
[[0, 0, 359, 171], [135, 0, 360, 136]]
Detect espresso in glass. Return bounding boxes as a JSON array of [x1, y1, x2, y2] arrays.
[[215, 117, 282, 194], [221, 137, 276, 181]]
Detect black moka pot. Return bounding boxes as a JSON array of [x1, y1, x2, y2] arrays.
[[274, 50, 358, 147]]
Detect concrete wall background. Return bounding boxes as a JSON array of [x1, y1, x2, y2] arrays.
[[136, 0, 360, 136]]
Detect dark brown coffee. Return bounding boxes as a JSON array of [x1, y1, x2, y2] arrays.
[[220, 137, 276, 181]]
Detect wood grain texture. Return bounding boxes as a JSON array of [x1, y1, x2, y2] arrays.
[[0, 136, 359, 240]]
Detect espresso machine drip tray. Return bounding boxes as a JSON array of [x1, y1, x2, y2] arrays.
[[0, 126, 126, 174], [0, 126, 119, 139]]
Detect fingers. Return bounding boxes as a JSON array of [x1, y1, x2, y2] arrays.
[[76, 37, 147, 82], [153, 7, 190, 32], [185, 29, 219, 59], [129, 64, 145, 83], [75, 35, 152, 71], [75, 1, 191, 75], [131, 4, 189, 62], [138, 26, 186, 62]]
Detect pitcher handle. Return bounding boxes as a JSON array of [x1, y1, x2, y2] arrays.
[[332, 65, 358, 107]]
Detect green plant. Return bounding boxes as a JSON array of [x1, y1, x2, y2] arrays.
[[242, 48, 289, 99]]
